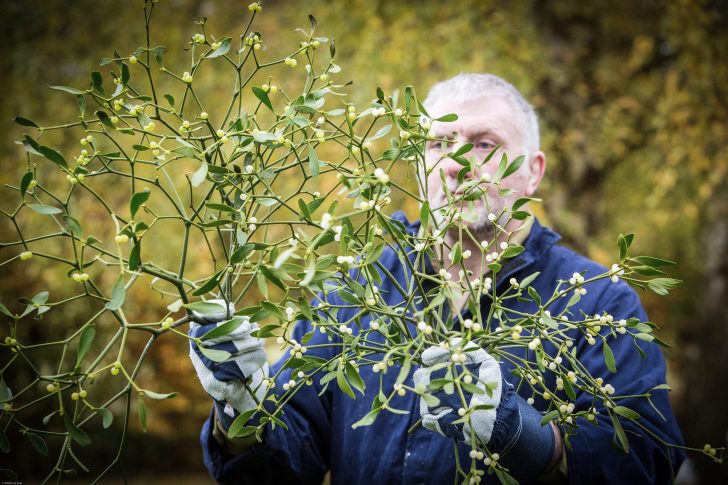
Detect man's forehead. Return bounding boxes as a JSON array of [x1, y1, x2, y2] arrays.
[[428, 97, 522, 141]]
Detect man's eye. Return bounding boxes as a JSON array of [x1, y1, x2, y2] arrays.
[[476, 142, 495, 151], [427, 139, 454, 151]]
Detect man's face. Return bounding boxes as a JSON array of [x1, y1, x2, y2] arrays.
[[423, 94, 545, 238]]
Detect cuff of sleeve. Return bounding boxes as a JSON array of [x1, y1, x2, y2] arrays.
[[211, 405, 259, 454], [488, 390, 556, 482], [202, 408, 256, 483]]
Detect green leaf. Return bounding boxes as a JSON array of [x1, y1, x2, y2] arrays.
[[451, 241, 462, 264], [105, 276, 125, 311], [37, 142, 70, 171], [435, 113, 458, 122], [201, 318, 246, 340], [450, 143, 473, 158], [142, 390, 178, 400], [368, 123, 392, 141], [519, 271, 540, 289], [230, 244, 256, 265], [0, 304, 13, 318], [28, 204, 62, 215], [419, 200, 430, 233], [201, 219, 233, 228], [495, 468, 520, 485], [63, 415, 91, 446], [618, 234, 629, 262], [151, 45, 166, 65], [461, 382, 486, 395], [130, 190, 150, 218], [49, 85, 86, 95], [183, 301, 227, 315], [0, 379, 12, 402], [512, 197, 540, 211], [77, 94, 86, 115], [20, 172, 33, 197], [199, 347, 232, 362], [76, 325, 96, 365], [647, 278, 682, 296], [128, 242, 141, 271], [138, 395, 147, 432], [502, 155, 525, 179], [27, 432, 48, 457], [562, 376, 577, 401], [501, 245, 525, 259], [603, 341, 617, 373], [541, 409, 560, 426], [206, 202, 237, 213], [63, 215, 83, 237], [420, 393, 440, 407], [609, 411, 629, 453], [91, 71, 106, 96], [613, 406, 641, 420], [260, 265, 286, 291], [493, 153, 509, 181], [95, 110, 114, 128], [207, 37, 232, 58], [308, 145, 320, 177], [14, 116, 38, 128], [227, 409, 259, 437], [191, 162, 208, 187], [252, 87, 274, 111], [365, 242, 385, 266], [192, 270, 223, 296], [345, 361, 366, 395], [632, 256, 676, 268], [635, 333, 654, 342], [336, 363, 356, 399], [98, 408, 114, 429], [527, 286, 541, 305], [351, 408, 381, 429]]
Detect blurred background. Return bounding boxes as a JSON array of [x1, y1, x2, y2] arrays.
[[0, 0, 726, 483]]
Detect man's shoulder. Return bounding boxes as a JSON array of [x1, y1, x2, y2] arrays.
[[528, 222, 643, 313], [527, 220, 609, 277]]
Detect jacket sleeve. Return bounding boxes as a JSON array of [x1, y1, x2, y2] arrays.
[[564, 282, 685, 484], [199, 314, 336, 485]]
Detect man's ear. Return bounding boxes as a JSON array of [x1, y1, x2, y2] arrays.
[[525, 151, 546, 196]]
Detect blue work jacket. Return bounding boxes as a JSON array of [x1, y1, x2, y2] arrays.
[[200, 214, 684, 484]]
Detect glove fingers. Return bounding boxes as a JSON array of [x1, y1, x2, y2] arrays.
[[422, 408, 451, 435], [412, 367, 431, 388], [421, 346, 450, 366], [201, 318, 257, 345], [461, 347, 488, 364], [192, 343, 267, 382], [191, 299, 235, 323], [229, 348, 268, 378]]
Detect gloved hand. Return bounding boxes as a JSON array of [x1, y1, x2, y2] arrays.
[[188, 299, 269, 429], [413, 338, 556, 481]]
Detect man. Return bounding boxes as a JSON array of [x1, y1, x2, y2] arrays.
[[189, 73, 684, 484]]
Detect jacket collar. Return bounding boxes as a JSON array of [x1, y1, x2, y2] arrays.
[[389, 210, 561, 280]]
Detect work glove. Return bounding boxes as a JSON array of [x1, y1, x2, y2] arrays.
[[188, 299, 269, 429], [413, 338, 556, 481]]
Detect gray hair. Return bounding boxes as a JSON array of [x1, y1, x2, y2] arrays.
[[423, 73, 540, 154]]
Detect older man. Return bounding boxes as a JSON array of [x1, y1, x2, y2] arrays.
[[190, 74, 684, 484]]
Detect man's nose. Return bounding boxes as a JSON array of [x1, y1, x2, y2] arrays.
[[442, 142, 478, 181]]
